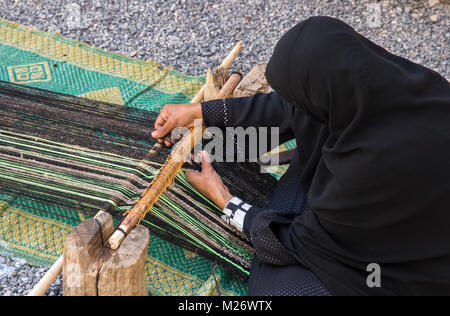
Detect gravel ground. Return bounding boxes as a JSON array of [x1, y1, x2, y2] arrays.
[[0, 256, 62, 296], [0, 0, 448, 296], [0, 0, 448, 77]]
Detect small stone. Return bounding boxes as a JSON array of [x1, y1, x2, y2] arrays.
[[430, 14, 439, 22], [428, 0, 440, 8], [8, 270, 17, 279]]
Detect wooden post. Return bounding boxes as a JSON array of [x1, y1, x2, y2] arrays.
[[97, 226, 149, 296], [204, 67, 229, 101], [27, 211, 112, 296], [63, 211, 150, 296], [233, 62, 270, 98]]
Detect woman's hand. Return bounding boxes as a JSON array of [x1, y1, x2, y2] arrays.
[[151, 103, 202, 146], [185, 151, 233, 210]]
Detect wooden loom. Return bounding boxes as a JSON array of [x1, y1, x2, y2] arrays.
[[27, 42, 268, 296]]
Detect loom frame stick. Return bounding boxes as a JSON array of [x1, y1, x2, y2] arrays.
[[27, 255, 64, 296]]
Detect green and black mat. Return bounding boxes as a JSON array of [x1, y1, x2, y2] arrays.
[[0, 18, 294, 296]]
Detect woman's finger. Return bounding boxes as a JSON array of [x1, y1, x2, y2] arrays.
[[154, 112, 167, 130], [200, 151, 213, 172], [164, 139, 173, 147], [152, 120, 174, 139]]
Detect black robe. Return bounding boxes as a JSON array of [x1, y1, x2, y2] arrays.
[[202, 16, 450, 295]]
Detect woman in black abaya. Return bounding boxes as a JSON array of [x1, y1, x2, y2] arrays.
[[152, 16, 450, 296]]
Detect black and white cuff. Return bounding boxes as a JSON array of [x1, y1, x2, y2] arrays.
[[201, 99, 232, 127], [222, 197, 253, 233]]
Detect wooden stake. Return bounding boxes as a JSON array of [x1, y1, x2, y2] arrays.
[[63, 211, 149, 296], [233, 62, 270, 98], [27, 211, 112, 296], [204, 68, 222, 102], [97, 226, 149, 296], [203, 42, 242, 101], [204, 67, 229, 101]]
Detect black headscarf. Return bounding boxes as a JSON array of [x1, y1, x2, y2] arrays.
[[265, 16, 450, 295]]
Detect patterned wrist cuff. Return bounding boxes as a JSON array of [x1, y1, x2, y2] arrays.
[[222, 197, 253, 233], [201, 99, 231, 127]]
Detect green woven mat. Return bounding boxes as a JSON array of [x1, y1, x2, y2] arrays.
[[0, 18, 249, 296]]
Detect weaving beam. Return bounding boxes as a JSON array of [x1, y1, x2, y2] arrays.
[[28, 42, 242, 296]]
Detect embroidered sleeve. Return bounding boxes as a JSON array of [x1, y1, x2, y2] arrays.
[[201, 98, 234, 127]]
